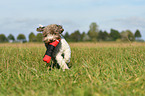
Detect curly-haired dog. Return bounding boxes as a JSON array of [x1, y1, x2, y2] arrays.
[[37, 24, 71, 70]]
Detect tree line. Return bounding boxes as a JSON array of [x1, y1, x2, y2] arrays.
[[0, 22, 143, 43], [0, 33, 43, 43], [64, 22, 142, 42]]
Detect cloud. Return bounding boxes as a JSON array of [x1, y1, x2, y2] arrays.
[[0, 18, 51, 38], [101, 16, 145, 39], [0, 17, 80, 38], [113, 17, 145, 30]]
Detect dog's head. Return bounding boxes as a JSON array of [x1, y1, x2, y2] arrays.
[[36, 24, 64, 43]]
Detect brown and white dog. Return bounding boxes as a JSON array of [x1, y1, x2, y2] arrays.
[[37, 24, 71, 71]]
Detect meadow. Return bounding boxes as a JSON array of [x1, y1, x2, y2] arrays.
[[0, 42, 145, 96]]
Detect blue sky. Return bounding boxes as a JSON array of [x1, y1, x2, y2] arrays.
[[0, 0, 145, 40]]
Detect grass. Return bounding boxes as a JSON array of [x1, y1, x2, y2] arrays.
[[0, 42, 145, 96]]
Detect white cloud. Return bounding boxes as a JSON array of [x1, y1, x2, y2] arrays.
[[113, 17, 145, 29]]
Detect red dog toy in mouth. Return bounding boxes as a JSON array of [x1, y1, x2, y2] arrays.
[[43, 39, 60, 63]]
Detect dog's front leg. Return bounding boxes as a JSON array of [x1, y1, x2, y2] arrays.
[[55, 53, 69, 71]]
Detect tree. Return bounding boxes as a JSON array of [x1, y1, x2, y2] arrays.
[[82, 34, 90, 41], [98, 30, 109, 41], [63, 32, 71, 41], [0, 34, 7, 42], [81, 32, 91, 41], [36, 33, 43, 42], [69, 30, 81, 42], [121, 31, 127, 41], [63, 32, 70, 41], [88, 22, 99, 41], [104, 31, 110, 41], [17, 34, 26, 40], [81, 32, 86, 41], [134, 29, 141, 38], [126, 30, 135, 41], [7, 34, 15, 41], [110, 29, 121, 41], [64, 32, 69, 38], [29, 32, 36, 42], [98, 30, 104, 41], [121, 30, 135, 41]]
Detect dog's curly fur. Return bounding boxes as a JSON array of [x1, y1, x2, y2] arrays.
[[43, 24, 64, 36]]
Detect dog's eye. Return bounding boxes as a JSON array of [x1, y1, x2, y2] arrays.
[[43, 35, 47, 37]]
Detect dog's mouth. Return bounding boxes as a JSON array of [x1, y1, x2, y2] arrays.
[[43, 34, 56, 43]]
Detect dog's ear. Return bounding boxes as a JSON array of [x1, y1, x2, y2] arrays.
[[36, 27, 45, 32], [36, 26, 45, 32], [57, 25, 64, 34]]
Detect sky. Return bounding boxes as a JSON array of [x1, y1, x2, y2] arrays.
[[0, 0, 145, 40]]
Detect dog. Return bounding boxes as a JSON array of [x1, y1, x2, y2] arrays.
[[37, 24, 71, 70]]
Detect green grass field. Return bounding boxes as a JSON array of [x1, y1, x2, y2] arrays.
[[0, 42, 145, 96]]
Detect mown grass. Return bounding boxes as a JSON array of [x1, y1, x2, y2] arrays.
[[0, 42, 145, 96]]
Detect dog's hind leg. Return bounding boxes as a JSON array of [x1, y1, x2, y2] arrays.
[[63, 49, 71, 64], [55, 53, 69, 71]]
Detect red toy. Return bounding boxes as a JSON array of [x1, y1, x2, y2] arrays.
[[43, 39, 60, 63]]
